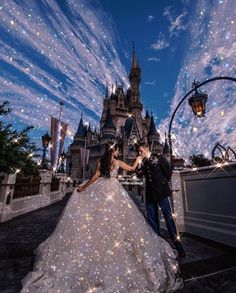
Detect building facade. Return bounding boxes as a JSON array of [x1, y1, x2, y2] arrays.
[[66, 47, 165, 180]]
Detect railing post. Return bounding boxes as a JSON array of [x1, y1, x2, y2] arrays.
[[0, 172, 16, 204], [171, 170, 185, 232], [55, 173, 67, 199], [0, 172, 16, 222], [39, 170, 53, 206]]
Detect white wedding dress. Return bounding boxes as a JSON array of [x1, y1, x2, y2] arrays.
[[21, 162, 183, 292]]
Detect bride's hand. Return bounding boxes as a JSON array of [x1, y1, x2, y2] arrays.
[[77, 185, 84, 192], [136, 156, 143, 164]]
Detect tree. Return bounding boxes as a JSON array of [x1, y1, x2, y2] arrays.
[[189, 154, 211, 167], [0, 101, 40, 175]]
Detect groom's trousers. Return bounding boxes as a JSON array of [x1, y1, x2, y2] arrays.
[[146, 197, 178, 242]]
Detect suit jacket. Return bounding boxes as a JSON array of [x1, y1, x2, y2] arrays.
[[136, 154, 172, 203]]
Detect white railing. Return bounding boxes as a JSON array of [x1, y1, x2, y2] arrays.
[[171, 162, 236, 248], [0, 170, 74, 223]]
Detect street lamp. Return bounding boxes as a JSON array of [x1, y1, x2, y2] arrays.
[[188, 81, 208, 118], [168, 76, 236, 166], [41, 132, 51, 169]]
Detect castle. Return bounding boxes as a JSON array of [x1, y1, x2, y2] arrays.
[[66, 46, 167, 179]]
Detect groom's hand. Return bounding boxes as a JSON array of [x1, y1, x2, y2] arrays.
[[77, 185, 84, 192], [135, 156, 144, 178]]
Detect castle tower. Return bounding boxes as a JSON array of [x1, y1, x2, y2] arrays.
[[100, 82, 111, 128], [145, 109, 151, 129], [128, 44, 143, 134], [74, 115, 87, 142], [68, 114, 87, 179], [101, 107, 116, 140], [147, 114, 161, 154], [163, 132, 171, 161]]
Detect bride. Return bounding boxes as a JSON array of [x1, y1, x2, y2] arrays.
[[21, 143, 183, 292]]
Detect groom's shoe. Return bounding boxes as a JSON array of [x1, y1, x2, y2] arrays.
[[177, 248, 186, 258], [174, 240, 186, 258]]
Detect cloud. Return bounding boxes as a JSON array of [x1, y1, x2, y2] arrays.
[[151, 33, 169, 50], [147, 56, 160, 62], [160, 0, 236, 160], [0, 0, 129, 147], [147, 15, 155, 22], [144, 81, 157, 86], [163, 6, 188, 37]]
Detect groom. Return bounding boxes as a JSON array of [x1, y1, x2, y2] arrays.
[[136, 142, 185, 258]]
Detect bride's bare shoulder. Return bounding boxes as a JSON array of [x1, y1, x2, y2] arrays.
[[112, 159, 120, 168]]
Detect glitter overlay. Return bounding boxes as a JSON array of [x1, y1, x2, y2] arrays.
[[21, 163, 183, 292]]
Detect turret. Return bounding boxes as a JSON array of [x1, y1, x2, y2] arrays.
[[145, 109, 151, 128], [147, 115, 160, 145], [128, 43, 141, 102], [101, 107, 116, 139], [75, 114, 87, 138], [128, 44, 143, 134], [105, 81, 109, 99], [163, 132, 171, 160]]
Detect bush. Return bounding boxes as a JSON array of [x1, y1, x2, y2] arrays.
[[189, 154, 211, 167]]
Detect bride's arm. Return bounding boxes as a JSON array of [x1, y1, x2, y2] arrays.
[[77, 161, 101, 192], [118, 156, 142, 172]]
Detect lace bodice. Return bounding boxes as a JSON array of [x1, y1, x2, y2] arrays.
[[110, 160, 119, 178]]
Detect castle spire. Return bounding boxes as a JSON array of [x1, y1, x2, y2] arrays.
[[132, 42, 138, 68], [102, 107, 116, 130], [101, 107, 116, 139], [147, 115, 157, 136], [88, 122, 92, 133], [163, 132, 170, 155], [105, 81, 109, 99], [145, 109, 150, 119], [76, 114, 86, 137]]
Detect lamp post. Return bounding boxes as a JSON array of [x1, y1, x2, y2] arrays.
[[168, 76, 236, 166], [41, 132, 51, 170]]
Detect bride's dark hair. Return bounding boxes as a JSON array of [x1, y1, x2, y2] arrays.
[[100, 143, 118, 178]]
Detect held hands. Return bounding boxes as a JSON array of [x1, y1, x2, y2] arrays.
[[136, 156, 143, 167]]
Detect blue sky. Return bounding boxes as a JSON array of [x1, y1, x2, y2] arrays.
[[0, 0, 235, 159], [100, 0, 191, 123]]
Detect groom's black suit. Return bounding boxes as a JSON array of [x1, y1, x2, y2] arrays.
[[136, 154, 172, 203], [136, 153, 185, 257]]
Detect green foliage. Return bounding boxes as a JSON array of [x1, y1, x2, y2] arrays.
[[212, 156, 224, 163], [189, 154, 212, 167], [0, 101, 40, 175]]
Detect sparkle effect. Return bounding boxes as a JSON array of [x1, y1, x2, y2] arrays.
[[0, 0, 128, 147], [21, 163, 182, 292], [160, 0, 236, 160]]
